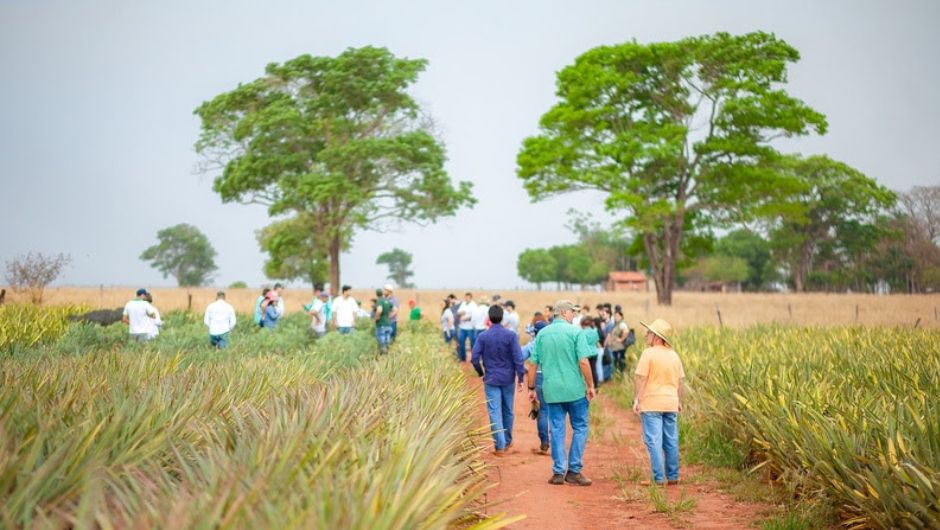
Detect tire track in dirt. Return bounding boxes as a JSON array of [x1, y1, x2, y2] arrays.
[[464, 365, 771, 529]]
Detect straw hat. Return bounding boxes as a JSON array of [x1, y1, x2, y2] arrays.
[[640, 318, 675, 346]]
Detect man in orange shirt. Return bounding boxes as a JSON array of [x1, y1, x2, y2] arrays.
[[632, 319, 686, 486]]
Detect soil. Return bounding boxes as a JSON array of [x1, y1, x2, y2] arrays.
[[465, 367, 772, 529]]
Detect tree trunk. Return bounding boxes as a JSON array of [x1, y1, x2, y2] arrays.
[[642, 219, 680, 307], [794, 241, 813, 293], [328, 234, 341, 297]]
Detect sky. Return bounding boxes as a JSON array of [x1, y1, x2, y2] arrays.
[[1, 0, 938, 290]]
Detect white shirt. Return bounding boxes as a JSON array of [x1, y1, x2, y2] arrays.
[[441, 310, 455, 332], [146, 306, 163, 339], [123, 299, 157, 335], [332, 295, 359, 328], [204, 299, 236, 335], [471, 304, 489, 330], [275, 295, 285, 317], [310, 299, 327, 333], [457, 301, 477, 330], [502, 311, 519, 334]]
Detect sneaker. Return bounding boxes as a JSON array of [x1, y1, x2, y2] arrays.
[[564, 472, 593, 486], [667, 479, 680, 486], [539, 442, 550, 454], [505, 442, 514, 451], [548, 473, 565, 485]]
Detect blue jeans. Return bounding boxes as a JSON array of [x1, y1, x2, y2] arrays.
[[442, 330, 455, 343], [338, 326, 353, 334], [641, 412, 679, 483], [390, 321, 398, 341], [375, 325, 392, 352], [484, 383, 515, 450], [536, 372, 549, 445], [547, 397, 589, 475], [209, 332, 229, 349], [456, 328, 474, 362]]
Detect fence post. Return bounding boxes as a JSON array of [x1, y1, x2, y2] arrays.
[[914, 317, 922, 329], [855, 304, 859, 323], [715, 303, 723, 327], [187, 293, 193, 312], [788, 303, 792, 320]]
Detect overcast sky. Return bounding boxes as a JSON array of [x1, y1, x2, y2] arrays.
[[1, 0, 938, 290]]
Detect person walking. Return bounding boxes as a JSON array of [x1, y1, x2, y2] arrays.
[[254, 287, 270, 327], [502, 300, 520, 335], [579, 316, 601, 388], [472, 296, 489, 339], [607, 310, 631, 374], [383, 284, 400, 341], [472, 305, 525, 456], [521, 320, 550, 454], [308, 291, 330, 338], [260, 291, 280, 330], [331, 285, 358, 334], [440, 299, 456, 345], [455, 293, 477, 362], [632, 318, 686, 486], [122, 288, 158, 342], [526, 300, 596, 486], [373, 288, 393, 354], [204, 291, 236, 348]]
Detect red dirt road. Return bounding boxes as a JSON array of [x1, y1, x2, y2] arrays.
[[465, 368, 770, 529]]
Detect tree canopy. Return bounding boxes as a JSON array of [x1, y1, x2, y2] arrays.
[[140, 224, 217, 287], [194, 46, 475, 294], [518, 31, 827, 304], [376, 248, 415, 288]]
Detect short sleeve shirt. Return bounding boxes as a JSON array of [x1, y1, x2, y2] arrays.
[[530, 319, 594, 403], [635, 346, 686, 412], [376, 297, 392, 327]]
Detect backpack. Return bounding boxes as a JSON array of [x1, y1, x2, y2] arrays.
[[625, 328, 636, 348]]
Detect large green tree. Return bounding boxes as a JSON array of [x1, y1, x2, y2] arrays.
[[517, 32, 827, 305], [194, 47, 474, 294], [769, 155, 895, 292], [140, 224, 217, 287], [376, 248, 415, 288], [714, 228, 777, 290]]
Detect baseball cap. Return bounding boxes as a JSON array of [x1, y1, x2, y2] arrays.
[[553, 300, 577, 313], [136, 288, 148, 296]]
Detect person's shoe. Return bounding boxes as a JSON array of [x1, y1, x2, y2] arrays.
[[539, 442, 550, 454], [548, 473, 565, 485], [564, 472, 593, 486], [667, 479, 680, 486], [640, 479, 665, 486], [492, 449, 507, 457], [505, 442, 514, 451]]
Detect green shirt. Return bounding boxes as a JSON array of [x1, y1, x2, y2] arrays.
[[530, 319, 594, 403], [409, 307, 422, 321], [580, 327, 600, 349], [376, 297, 392, 327]]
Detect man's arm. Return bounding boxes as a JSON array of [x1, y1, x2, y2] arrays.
[[470, 336, 484, 377], [374, 304, 383, 322], [579, 358, 596, 400], [526, 360, 538, 402], [633, 375, 648, 415], [512, 337, 525, 390]]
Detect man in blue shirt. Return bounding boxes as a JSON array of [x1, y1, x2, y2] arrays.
[[472, 305, 525, 456]]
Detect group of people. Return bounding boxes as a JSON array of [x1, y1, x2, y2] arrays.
[[468, 297, 686, 488]]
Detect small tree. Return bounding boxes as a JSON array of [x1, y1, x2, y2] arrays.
[[517, 248, 557, 290], [4, 252, 71, 304], [376, 248, 415, 288], [140, 224, 218, 287]]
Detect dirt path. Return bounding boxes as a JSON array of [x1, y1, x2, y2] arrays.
[[465, 367, 771, 529]]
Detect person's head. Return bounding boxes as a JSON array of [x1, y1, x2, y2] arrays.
[[545, 305, 553, 315], [641, 318, 674, 348], [504, 300, 515, 312], [448, 293, 457, 301], [144, 292, 154, 303], [262, 287, 271, 296], [488, 304, 504, 324], [491, 294, 502, 306], [441, 299, 450, 312], [216, 291, 226, 300], [375, 288, 384, 298], [313, 282, 324, 293], [603, 303, 612, 313], [533, 320, 548, 336], [408, 299, 416, 308], [136, 288, 148, 299], [614, 310, 624, 322], [464, 292, 472, 302], [582, 305, 591, 315], [532, 311, 545, 325], [553, 300, 578, 323], [580, 315, 594, 328], [274, 283, 284, 294], [478, 296, 489, 306], [614, 304, 622, 314], [383, 284, 394, 297], [342, 285, 352, 295], [265, 291, 277, 301], [319, 291, 329, 300]]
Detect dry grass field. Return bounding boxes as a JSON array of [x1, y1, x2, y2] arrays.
[[10, 285, 940, 329]]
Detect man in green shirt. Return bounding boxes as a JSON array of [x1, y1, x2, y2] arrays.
[[373, 288, 393, 354], [526, 300, 596, 486]]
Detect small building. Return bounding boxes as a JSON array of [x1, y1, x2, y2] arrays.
[[606, 271, 648, 292]]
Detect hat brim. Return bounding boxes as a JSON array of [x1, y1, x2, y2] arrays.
[[639, 321, 671, 346]]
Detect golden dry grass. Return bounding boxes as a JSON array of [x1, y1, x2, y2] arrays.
[[7, 285, 940, 329]]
